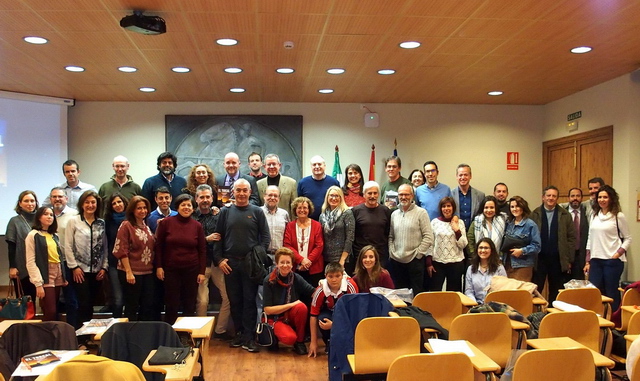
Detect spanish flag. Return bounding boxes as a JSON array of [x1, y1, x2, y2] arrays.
[[369, 144, 375, 181]]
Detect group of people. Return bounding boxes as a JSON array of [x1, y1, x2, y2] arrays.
[[4, 150, 632, 356]]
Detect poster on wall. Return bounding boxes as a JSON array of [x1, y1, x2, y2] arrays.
[[166, 115, 303, 180]]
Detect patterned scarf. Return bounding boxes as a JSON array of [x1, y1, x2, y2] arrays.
[[322, 207, 342, 233], [268, 268, 295, 304]]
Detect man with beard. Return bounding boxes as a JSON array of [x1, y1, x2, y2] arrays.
[[50, 187, 79, 327], [388, 184, 433, 294], [564, 187, 590, 280], [141, 152, 187, 210], [194, 184, 232, 339], [351, 181, 392, 268], [493, 182, 510, 215]]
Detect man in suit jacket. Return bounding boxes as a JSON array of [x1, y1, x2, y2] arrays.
[[216, 152, 261, 206], [531, 186, 576, 302], [565, 187, 590, 280], [256, 153, 297, 217], [450, 164, 485, 231]]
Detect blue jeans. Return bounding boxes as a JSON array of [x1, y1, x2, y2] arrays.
[[589, 258, 624, 311], [108, 265, 124, 318]]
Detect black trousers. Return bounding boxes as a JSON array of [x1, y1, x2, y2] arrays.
[[389, 257, 425, 295], [534, 252, 564, 303], [430, 260, 465, 292]]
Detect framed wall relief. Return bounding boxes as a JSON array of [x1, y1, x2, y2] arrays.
[[166, 115, 303, 180]]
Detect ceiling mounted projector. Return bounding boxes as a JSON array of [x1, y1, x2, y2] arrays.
[[120, 11, 166, 35]]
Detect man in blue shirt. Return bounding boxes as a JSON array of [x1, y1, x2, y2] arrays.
[[141, 152, 187, 210], [415, 161, 451, 220], [451, 163, 485, 231]]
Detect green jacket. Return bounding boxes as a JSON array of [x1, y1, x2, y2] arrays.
[[530, 205, 576, 272]]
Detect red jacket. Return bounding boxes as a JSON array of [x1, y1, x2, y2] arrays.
[[284, 220, 324, 275]]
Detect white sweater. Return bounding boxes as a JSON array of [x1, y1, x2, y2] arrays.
[[587, 211, 632, 261]]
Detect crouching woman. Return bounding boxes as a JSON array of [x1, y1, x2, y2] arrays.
[[263, 247, 315, 355]]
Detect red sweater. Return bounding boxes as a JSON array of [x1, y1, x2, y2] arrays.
[[154, 215, 206, 273], [283, 219, 324, 275]]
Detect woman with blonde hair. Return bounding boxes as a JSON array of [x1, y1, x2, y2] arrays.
[[319, 186, 355, 274]]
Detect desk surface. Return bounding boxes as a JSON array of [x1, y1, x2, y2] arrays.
[[456, 292, 478, 307], [425, 341, 500, 374], [527, 337, 614, 368], [143, 348, 200, 381], [0, 319, 42, 335], [173, 316, 215, 339], [545, 308, 614, 328]]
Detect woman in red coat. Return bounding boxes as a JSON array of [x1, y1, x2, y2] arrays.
[[284, 197, 324, 287]]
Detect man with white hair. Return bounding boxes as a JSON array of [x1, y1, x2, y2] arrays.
[[260, 185, 290, 257], [297, 155, 339, 220], [351, 181, 392, 269], [98, 155, 142, 211]]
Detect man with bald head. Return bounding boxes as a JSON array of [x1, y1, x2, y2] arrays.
[[216, 152, 261, 206], [99, 155, 142, 212], [297, 155, 339, 220]]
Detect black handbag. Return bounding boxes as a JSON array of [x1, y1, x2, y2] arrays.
[[500, 235, 527, 253], [148, 346, 191, 365], [255, 312, 275, 347]]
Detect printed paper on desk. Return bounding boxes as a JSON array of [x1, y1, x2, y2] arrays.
[[173, 317, 214, 330], [12, 350, 86, 377], [428, 339, 475, 357]]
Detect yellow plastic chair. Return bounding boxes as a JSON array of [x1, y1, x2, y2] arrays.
[[556, 288, 611, 319], [512, 347, 595, 381], [484, 289, 534, 316], [619, 288, 640, 331], [346, 317, 421, 379], [387, 352, 474, 381], [450, 312, 512, 370], [412, 292, 463, 336], [538, 310, 600, 352]]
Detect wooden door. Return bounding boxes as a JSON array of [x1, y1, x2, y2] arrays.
[[542, 126, 613, 204]]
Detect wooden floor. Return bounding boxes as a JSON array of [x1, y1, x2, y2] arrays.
[[203, 338, 329, 381]]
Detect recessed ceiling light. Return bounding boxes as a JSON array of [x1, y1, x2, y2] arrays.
[[488, 91, 503, 96], [224, 67, 243, 74], [216, 38, 238, 46], [65, 66, 85, 72], [327, 68, 345, 75], [23, 36, 48, 44], [399, 41, 421, 49], [139, 87, 156, 92], [570, 46, 592, 54], [118, 66, 137, 73], [276, 68, 295, 74], [171, 67, 191, 73], [230, 88, 245, 93], [318, 89, 334, 94], [377, 69, 396, 75]]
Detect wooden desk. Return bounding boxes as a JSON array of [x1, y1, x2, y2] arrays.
[[527, 336, 614, 381], [456, 292, 478, 309], [143, 348, 201, 381], [0, 319, 42, 335], [509, 320, 530, 349], [425, 340, 500, 381], [545, 308, 613, 354], [173, 316, 214, 373], [389, 298, 407, 308], [532, 297, 547, 311], [621, 305, 640, 331]]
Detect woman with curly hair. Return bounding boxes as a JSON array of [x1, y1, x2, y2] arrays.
[[464, 238, 506, 303], [502, 196, 541, 282], [585, 185, 632, 310], [353, 245, 394, 292], [113, 195, 156, 321], [183, 163, 218, 199], [284, 197, 324, 287]]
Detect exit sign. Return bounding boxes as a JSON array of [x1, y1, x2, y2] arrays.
[[567, 111, 582, 121]]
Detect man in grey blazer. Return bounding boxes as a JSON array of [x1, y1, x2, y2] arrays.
[[450, 163, 485, 231], [257, 153, 297, 217], [216, 152, 261, 206], [565, 187, 590, 280]]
